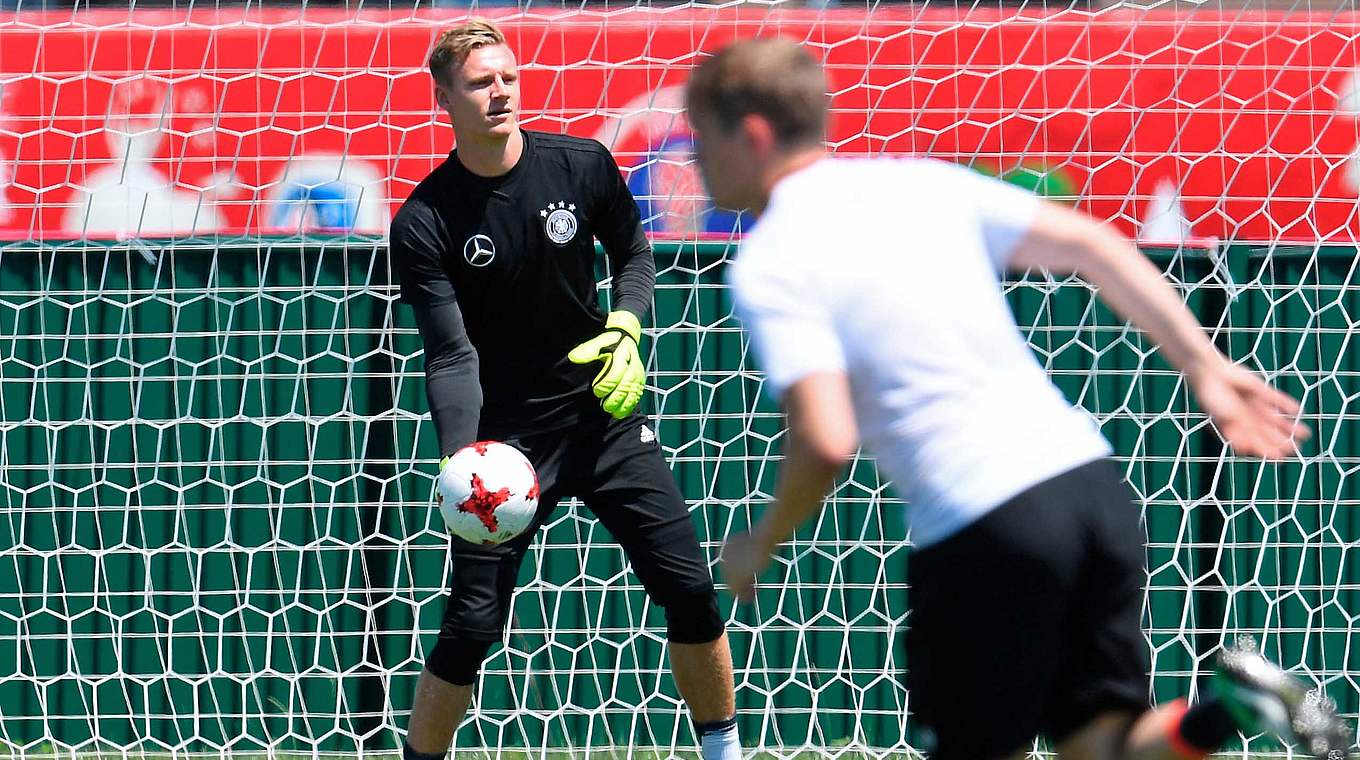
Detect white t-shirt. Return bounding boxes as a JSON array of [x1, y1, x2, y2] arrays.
[[729, 157, 1112, 548]]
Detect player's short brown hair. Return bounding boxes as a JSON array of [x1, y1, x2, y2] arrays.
[[428, 19, 507, 87], [685, 38, 828, 148]]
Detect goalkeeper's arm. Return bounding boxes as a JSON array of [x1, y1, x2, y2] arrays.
[[412, 299, 482, 457], [568, 141, 656, 418], [391, 202, 481, 458], [591, 141, 655, 322], [576, 213, 653, 419]]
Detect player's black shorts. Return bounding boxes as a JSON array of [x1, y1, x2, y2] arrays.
[[906, 458, 1149, 760], [437, 413, 714, 642]]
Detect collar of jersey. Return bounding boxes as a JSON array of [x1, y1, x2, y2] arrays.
[[449, 128, 535, 188]]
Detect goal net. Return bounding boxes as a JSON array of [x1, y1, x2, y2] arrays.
[[0, 4, 1356, 757]]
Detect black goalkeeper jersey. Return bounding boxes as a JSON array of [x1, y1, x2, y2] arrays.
[[390, 130, 655, 454]]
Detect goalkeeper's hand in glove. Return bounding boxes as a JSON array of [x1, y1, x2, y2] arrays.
[[435, 455, 452, 504], [568, 310, 645, 419]]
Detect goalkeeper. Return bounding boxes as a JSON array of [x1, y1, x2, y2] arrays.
[[689, 38, 1351, 760], [389, 20, 739, 760]]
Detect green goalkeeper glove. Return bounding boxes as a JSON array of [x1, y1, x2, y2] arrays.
[[435, 455, 451, 504], [568, 310, 645, 419]]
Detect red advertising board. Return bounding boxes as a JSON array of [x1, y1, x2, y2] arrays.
[[0, 8, 1357, 242]]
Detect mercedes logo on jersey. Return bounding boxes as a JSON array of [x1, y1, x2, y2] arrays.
[[540, 201, 578, 245], [463, 234, 496, 267]]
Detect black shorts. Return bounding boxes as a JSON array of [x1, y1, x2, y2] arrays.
[[906, 458, 1149, 760], [438, 413, 714, 641]]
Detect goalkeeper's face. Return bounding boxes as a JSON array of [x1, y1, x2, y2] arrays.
[[437, 44, 520, 140]]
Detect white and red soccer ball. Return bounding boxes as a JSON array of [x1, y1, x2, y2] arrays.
[[436, 441, 540, 545]]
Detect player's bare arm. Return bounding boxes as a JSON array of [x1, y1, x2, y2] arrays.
[[1006, 203, 1310, 460], [722, 371, 857, 601]]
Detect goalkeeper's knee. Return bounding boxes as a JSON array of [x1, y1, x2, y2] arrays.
[[425, 636, 495, 686], [663, 588, 725, 644]]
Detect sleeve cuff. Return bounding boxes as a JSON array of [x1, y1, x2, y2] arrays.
[[605, 309, 643, 342]]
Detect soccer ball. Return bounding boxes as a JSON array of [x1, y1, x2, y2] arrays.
[[436, 441, 540, 545]]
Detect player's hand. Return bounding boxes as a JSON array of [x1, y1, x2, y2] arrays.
[[568, 310, 646, 419], [435, 455, 452, 504], [1189, 358, 1310, 459], [722, 529, 776, 602]]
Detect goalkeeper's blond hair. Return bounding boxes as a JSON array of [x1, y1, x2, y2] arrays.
[[428, 20, 507, 87]]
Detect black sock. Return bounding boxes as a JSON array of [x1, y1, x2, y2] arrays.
[[1178, 695, 1238, 752], [693, 715, 737, 737], [402, 741, 446, 760]]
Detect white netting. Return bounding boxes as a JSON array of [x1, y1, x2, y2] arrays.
[[0, 4, 1357, 758]]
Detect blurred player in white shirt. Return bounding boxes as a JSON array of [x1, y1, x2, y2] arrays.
[[685, 38, 1351, 760]]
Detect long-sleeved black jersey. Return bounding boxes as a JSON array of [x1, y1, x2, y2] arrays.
[[390, 130, 656, 455]]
